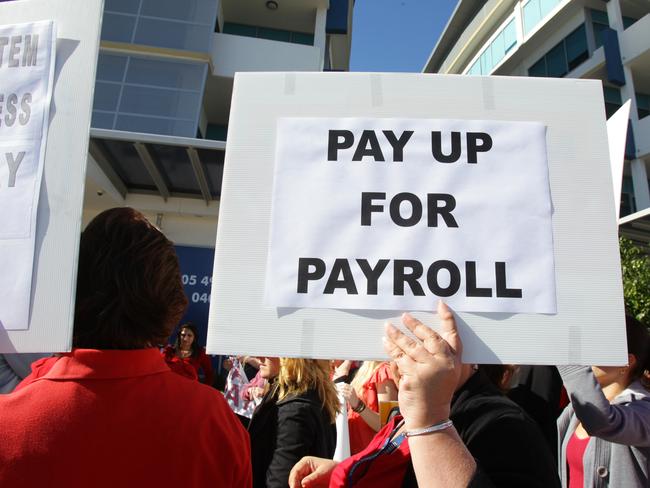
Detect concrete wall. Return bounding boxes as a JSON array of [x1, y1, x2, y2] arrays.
[[211, 33, 321, 77]]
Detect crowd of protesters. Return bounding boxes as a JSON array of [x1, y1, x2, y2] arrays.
[[1, 207, 649, 487]]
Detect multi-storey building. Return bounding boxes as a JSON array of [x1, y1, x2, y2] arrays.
[[82, 0, 354, 344], [423, 0, 649, 223], [84, 0, 353, 245]]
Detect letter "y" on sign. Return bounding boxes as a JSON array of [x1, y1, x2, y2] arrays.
[[5, 151, 25, 187]]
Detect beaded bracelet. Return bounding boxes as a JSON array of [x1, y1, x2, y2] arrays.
[[405, 419, 453, 437], [352, 401, 367, 414]]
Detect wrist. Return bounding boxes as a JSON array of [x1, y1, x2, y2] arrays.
[[352, 400, 366, 414], [403, 408, 450, 431]]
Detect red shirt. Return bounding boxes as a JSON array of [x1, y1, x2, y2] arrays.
[[0, 349, 251, 487], [162, 345, 215, 385], [567, 432, 590, 488], [330, 416, 411, 487], [348, 362, 395, 454]]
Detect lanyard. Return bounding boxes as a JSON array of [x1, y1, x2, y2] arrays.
[[346, 420, 406, 487]]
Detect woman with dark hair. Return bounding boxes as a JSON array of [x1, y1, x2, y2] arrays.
[[163, 322, 215, 384], [0, 207, 251, 487], [558, 315, 650, 487]]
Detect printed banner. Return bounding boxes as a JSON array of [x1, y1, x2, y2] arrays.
[[0, 20, 56, 330], [265, 117, 557, 313]]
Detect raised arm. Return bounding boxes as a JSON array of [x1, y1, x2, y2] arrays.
[[558, 365, 650, 446], [383, 300, 478, 488]]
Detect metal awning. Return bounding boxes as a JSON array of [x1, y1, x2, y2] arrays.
[[88, 128, 225, 204], [619, 208, 650, 253]]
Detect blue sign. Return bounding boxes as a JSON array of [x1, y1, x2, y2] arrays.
[[173, 245, 215, 348]]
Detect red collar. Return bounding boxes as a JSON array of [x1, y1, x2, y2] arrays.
[[38, 348, 170, 381]]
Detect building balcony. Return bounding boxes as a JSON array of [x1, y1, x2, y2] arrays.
[[620, 13, 650, 65], [210, 32, 322, 78]]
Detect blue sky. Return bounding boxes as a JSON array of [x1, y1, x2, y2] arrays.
[[350, 0, 459, 72]]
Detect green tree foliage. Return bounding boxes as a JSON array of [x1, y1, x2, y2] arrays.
[[619, 236, 650, 324]]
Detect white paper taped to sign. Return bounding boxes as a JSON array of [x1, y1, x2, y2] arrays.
[[265, 118, 557, 314], [0, 20, 56, 330]]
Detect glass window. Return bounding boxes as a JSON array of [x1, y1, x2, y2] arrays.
[[503, 20, 517, 53], [637, 93, 650, 119], [134, 17, 211, 52], [115, 114, 196, 137], [206, 124, 228, 141], [591, 9, 609, 25], [223, 23, 258, 37], [101, 0, 217, 53], [490, 33, 505, 67], [96, 54, 128, 83], [101, 13, 136, 43], [545, 43, 567, 77], [603, 86, 622, 105], [125, 57, 206, 90], [140, 0, 216, 24], [91, 111, 115, 130], [523, 0, 560, 34], [623, 16, 637, 29], [258, 27, 291, 43], [523, 0, 542, 34], [565, 25, 588, 70], [92, 54, 207, 138], [93, 82, 121, 112], [528, 57, 546, 77], [540, 0, 559, 19], [292, 32, 315, 46], [119, 86, 201, 120], [105, 0, 139, 14]]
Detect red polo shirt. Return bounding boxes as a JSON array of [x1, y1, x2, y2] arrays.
[[0, 349, 252, 487]]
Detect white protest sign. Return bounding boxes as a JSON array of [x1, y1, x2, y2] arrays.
[[208, 73, 626, 366], [265, 118, 556, 313], [0, 20, 55, 331], [0, 0, 103, 353], [607, 101, 631, 219]]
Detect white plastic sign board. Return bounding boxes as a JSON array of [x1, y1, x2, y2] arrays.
[[208, 73, 627, 366], [0, 0, 103, 353], [265, 117, 556, 314], [607, 101, 631, 218], [0, 20, 56, 331]]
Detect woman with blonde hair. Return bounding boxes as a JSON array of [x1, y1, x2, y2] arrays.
[[337, 360, 398, 454], [248, 357, 339, 488]]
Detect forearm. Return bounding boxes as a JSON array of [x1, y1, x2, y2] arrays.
[[409, 427, 477, 488], [357, 405, 382, 431], [558, 365, 650, 444]]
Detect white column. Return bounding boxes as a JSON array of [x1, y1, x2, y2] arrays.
[[605, 0, 624, 31], [314, 6, 327, 70], [631, 159, 650, 210]]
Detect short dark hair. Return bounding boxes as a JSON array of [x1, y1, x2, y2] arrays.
[[626, 314, 650, 380], [73, 207, 188, 349]]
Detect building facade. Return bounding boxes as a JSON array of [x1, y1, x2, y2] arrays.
[[81, 0, 354, 344], [84, 0, 354, 247], [423, 0, 649, 218]]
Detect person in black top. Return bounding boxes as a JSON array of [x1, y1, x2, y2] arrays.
[[249, 357, 339, 488]]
